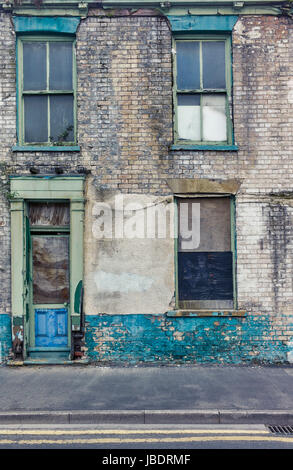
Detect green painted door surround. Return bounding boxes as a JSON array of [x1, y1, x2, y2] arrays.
[[10, 176, 84, 360]]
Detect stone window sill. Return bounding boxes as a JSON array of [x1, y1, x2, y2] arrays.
[[171, 144, 239, 151], [166, 310, 246, 318], [12, 146, 80, 152]]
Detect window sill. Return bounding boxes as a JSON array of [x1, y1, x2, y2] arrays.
[[12, 145, 80, 152], [167, 310, 246, 318], [171, 144, 239, 151]]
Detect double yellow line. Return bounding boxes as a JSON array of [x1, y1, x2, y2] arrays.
[[0, 428, 292, 445], [0, 428, 271, 436]]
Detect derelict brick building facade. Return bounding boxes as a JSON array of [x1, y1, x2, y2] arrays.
[[0, 1, 292, 364]]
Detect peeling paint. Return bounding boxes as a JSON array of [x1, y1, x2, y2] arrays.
[[12, 326, 23, 342], [173, 331, 184, 341], [246, 27, 262, 39], [288, 341, 293, 364], [0, 315, 12, 363], [267, 204, 290, 313], [85, 313, 293, 365]]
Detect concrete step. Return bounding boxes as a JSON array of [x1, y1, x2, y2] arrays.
[[27, 347, 70, 361]]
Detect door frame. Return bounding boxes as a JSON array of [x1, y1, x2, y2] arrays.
[[10, 176, 84, 360]]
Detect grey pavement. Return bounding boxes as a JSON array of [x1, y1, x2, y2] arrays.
[[0, 365, 293, 424]]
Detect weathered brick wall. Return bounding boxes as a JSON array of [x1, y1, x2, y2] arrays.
[[77, 14, 172, 193], [0, 314, 11, 362], [0, 13, 15, 322], [79, 13, 293, 363], [84, 314, 291, 364], [0, 12, 292, 363], [233, 16, 293, 355]]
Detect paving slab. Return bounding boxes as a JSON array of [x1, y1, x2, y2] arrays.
[[0, 365, 292, 413]]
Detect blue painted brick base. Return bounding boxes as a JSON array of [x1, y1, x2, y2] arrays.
[[85, 314, 292, 365], [0, 315, 12, 363], [1, 313, 291, 365]]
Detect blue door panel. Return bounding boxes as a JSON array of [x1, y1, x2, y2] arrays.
[[35, 308, 68, 347], [57, 311, 67, 336], [36, 312, 47, 336]]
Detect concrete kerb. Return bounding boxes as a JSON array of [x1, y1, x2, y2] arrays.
[[0, 410, 293, 425]]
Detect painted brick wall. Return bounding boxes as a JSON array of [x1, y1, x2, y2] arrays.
[[0, 315, 12, 363], [0, 13, 14, 319], [84, 314, 293, 364], [0, 11, 292, 364]]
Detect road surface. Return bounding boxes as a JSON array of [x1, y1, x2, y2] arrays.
[[0, 424, 292, 450]]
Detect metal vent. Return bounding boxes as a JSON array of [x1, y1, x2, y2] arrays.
[[268, 425, 293, 435]]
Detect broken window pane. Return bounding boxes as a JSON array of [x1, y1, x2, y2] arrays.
[[24, 95, 48, 143], [177, 94, 200, 141], [32, 236, 69, 304], [29, 202, 70, 227], [202, 94, 227, 141], [202, 41, 226, 89], [23, 42, 46, 91], [49, 42, 73, 91], [50, 95, 74, 143], [176, 41, 200, 90]]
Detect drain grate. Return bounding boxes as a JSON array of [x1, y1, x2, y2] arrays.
[[267, 425, 293, 435]]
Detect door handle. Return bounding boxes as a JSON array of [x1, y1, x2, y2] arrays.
[[64, 302, 68, 307]]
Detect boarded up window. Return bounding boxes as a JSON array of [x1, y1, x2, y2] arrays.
[[29, 202, 70, 305], [32, 236, 70, 304], [178, 197, 233, 309], [29, 202, 70, 226]]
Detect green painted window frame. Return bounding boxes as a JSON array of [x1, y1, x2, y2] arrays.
[[10, 176, 84, 359], [173, 34, 234, 148], [16, 35, 77, 148], [174, 195, 237, 311]]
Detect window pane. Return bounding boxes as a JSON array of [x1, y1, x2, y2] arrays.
[[178, 197, 231, 252], [24, 95, 48, 143], [29, 202, 70, 227], [177, 94, 200, 141], [202, 94, 227, 141], [23, 42, 47, 91], [49, 42, 73, 90], [33, 236, 69, 304], [176, 42, 200, 90], [202, 41, 226, 89], [50, 95, 74, 143]]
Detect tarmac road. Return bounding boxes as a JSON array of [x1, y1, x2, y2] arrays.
[[0, 424, 292, 450]]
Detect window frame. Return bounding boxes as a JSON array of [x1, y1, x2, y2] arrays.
[[16, 35, 77, 148], [175, 195, 237, 311], [173, 34, 234, 147]]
